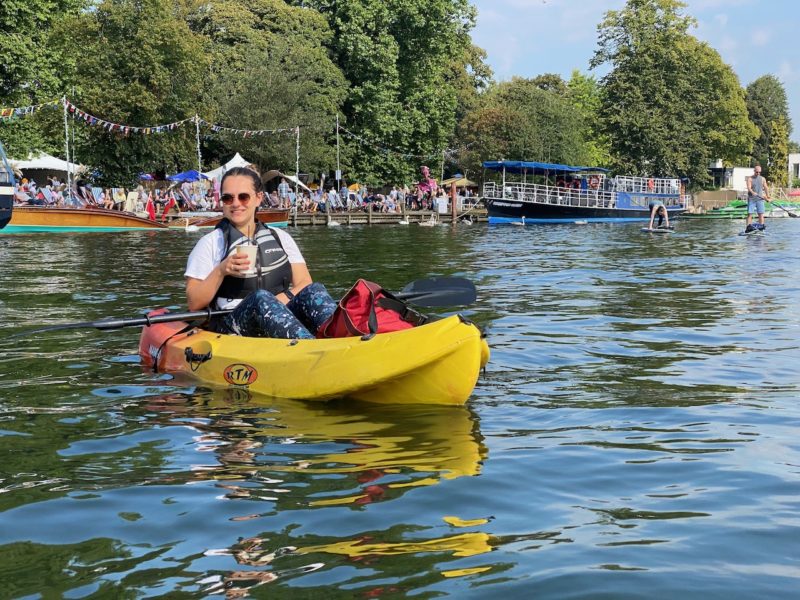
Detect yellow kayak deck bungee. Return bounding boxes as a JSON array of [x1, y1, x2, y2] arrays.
[[139, 314, 489, 405]]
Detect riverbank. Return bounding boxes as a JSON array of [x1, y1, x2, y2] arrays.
[[287, 207, 487, 226]]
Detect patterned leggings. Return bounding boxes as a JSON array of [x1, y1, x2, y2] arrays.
[[219, 283, 337, 339]]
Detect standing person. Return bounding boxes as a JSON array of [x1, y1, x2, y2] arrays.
[[277, 177, 291, 208], [185, 167, 336, 339], [745, 164, 769, 232]]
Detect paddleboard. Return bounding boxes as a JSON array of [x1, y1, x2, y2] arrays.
[[641, 226, 674, 233], [739, 229, 766, 237]]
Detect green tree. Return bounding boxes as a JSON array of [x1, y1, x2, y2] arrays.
[[567, 70, 611, 167], [458, 77, 590, 176], [189, 0, 346, 177], [298, 0, 477, 186], [745, 74, 792, 178], [0, 0, 87, 157], [769, 116, 789, 187], [591, 0, 756, 187], [57, 0, 208, 185]]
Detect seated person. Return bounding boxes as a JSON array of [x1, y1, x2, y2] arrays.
[[185, 167, 336, 339], [648, 201, 669, 229]]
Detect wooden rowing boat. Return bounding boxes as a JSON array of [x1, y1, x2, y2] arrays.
[[3, 206, 169, 233]]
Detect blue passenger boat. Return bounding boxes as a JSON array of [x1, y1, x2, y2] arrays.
[[482, 160, 687, 224]]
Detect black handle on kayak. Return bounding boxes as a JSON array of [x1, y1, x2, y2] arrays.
[[7, 276, 477, 337]]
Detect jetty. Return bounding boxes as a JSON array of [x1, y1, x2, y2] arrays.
[[288, 207, 487, 227]]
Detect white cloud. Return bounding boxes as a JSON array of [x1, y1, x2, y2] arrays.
[[713, 13, 728, 27], [752, 29, 770, 46]]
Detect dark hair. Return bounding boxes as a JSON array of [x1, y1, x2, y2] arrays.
[[221, 167, 263, 194]]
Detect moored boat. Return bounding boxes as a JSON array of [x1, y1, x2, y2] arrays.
[[483, 160, 687, 224], [139, 313, 490, 405], [0, 141, 14, 230], [682, 198, 800, 219], [178, 207, 290, 229], [3, 206, 169, 233]]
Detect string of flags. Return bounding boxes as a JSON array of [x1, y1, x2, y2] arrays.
[[0, 97, 296, 138], [65, 100, 194, 134], [2, 98, 472, 162], [196, 117, 296, 137], [0, 99, 62, 120]]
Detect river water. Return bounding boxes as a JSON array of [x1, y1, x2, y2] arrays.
[[1, 219, 799, 598]]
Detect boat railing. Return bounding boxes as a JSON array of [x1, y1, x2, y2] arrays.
[[483, 181, 619, 209], [613, 175, 681, 195]]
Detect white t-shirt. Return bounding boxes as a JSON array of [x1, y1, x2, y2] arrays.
[[185, 227, 306, 310]]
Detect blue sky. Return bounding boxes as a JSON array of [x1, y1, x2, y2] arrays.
[[471, 0, 799, 144]]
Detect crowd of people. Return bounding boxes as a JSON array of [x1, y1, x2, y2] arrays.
[[12, 173, 479, 218]]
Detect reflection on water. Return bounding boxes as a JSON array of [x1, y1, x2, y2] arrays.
[[1, 221, 800, 597]]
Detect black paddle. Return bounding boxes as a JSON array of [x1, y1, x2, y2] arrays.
[[764, 198, 799, 218], [9, 276, 477, 337]]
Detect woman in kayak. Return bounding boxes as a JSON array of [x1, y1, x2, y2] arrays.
[[185, 167, 336, 339]]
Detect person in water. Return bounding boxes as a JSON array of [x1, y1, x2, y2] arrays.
[[647, 200, 669, 229], [745, 164, 769, 232], [185, 167, 336, 339]]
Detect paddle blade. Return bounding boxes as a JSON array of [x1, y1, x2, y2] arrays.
[[397, 277, 477, 306]]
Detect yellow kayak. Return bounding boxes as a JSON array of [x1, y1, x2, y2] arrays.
[[139, 314, 489, 405]]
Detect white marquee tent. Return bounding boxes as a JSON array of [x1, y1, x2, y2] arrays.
[[12, 151, 86, 175], [204, 154, 311, 192], [202, 153, 252, 181]]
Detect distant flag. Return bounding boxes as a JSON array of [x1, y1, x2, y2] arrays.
[[145, 192, 156, 221], [162, 195, 177, 222]]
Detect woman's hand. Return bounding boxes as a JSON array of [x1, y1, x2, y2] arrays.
[[220, 251, 252, 276]]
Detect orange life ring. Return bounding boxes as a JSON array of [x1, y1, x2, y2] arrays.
[[589, 176, 600, 190]]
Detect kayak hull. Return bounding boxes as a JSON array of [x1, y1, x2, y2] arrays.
[[139, 314, 490, 405]]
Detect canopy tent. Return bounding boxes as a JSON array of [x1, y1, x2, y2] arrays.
[[440, 176, 478, 188], [263, 169, 311, 193], [483, 160, 608, 175], [203, 153, 252, 180], [167, 169, 207, 183], [12, 151, 86, 174]]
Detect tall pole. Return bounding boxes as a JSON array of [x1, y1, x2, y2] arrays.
[[336, 113, 341, 192], [295, 126, 300, 197], [441, 150, 445, 182], [194, 115, 202, 174], [62, 97, 71, 203]]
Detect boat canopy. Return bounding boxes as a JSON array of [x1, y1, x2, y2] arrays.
[[483, 160, 608, 175]]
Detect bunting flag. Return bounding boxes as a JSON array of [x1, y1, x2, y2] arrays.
[[0, 99, 62, 120], [196, 117, 295, 137], [64, 100, 193, 135]]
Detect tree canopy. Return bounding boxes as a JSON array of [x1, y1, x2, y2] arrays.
[[746, 74, 792, 179], [1, 0, 793, 191], [591, 0, 757, 187]]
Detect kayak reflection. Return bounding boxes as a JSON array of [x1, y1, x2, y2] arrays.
[[149, 386, 487, 508]]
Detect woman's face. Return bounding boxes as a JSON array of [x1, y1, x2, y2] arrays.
[[221, 175, 261, 232]]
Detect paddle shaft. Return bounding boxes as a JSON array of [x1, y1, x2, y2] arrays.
[[763, 197, 799, 218], [10, 276, 477, 336]]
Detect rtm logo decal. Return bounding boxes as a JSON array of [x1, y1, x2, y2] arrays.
[[223, 363, 258, 386]]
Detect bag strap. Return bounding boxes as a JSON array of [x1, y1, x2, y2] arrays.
[[376, 295, 428, 326]]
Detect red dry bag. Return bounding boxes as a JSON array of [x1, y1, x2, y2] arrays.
[[317, 279, 425, 338]]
